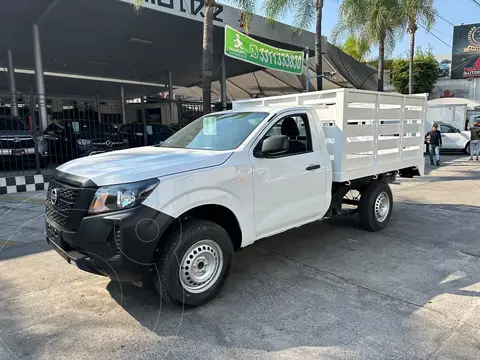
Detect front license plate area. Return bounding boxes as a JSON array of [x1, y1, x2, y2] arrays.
[[11, 149, 25, 156]]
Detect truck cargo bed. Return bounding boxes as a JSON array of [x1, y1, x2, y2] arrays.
[[233, 89, 427, 183]]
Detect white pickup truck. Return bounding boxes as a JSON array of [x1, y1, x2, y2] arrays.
[[45, 89, 426, 307]]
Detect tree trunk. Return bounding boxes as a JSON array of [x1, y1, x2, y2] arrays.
[[408, 26, 416, 94], [377, 35, 385, 92], [315, 0, 323, 91], [202, 0, 215, 114]]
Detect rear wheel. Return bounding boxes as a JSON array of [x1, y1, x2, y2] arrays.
[[153, 219, 234, 307], [359, 181, 393, 232]]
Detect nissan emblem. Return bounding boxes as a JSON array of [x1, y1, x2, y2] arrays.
[[50, 188, 58, 205]]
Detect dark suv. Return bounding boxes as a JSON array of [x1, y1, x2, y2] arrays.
[[119, 123, 175, 147], [45, 120, 128, 162], [0, 116, 48, 166]]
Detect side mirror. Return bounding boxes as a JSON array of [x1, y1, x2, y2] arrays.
[[261, 135, 289, 157]]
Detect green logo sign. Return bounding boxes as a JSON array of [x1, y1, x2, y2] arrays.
[[224, 25, 304, 75]]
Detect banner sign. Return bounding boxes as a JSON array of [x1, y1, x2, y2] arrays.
[[451, 23, 480, 79], [224, 25, 304, 75]]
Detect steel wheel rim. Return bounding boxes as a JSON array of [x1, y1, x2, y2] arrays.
[[374, 191, 390, 223], [179, 240, 224, 294]]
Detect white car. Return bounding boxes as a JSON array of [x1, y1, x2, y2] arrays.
[[436, 122, 471, 155]]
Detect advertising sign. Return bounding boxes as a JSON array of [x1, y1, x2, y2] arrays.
[[451, 23, 480, 79], [224, 25, 304, 75]]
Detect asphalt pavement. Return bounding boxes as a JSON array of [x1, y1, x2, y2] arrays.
[[1, 155, 480, 360]]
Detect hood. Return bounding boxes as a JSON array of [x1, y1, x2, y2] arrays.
[[461, 131, 471, 139], [0, 130, 33, 137], [57, 147, 233, 186]]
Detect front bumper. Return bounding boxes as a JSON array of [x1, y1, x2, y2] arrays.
[[46, 204, 174, 282]]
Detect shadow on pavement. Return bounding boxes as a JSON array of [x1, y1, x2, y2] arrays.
[[104, 201, 480, 357]]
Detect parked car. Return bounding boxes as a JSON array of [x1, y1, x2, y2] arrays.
[[425, 122, 471, 154], [119, 123, 175, 147], [45, 89, 426, 307], [0, 116, 48, 167], [45, 120, 129, 162], [437, 62, 450, 77]]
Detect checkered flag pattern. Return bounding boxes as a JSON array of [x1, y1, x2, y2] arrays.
[[0, 175, 51, 195]]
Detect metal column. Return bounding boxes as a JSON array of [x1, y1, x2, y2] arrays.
[[221, 58, 227, 110], [120, 85, 126, 124], [141, 97, 147, 145], [168, 71, 175, 125], [305, 46, 310, 93], [7, 50, 18, 116], [96, 94, 101, 122], [33, 24, 48, 130]]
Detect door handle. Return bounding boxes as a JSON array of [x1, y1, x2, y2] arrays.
[[306, 164, 321, 171]]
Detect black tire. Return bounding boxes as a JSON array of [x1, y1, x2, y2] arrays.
[[153, 219, 234, 307], [359, 181, 393, 232]]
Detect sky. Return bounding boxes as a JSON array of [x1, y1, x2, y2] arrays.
[[253, 0, 480, 59]]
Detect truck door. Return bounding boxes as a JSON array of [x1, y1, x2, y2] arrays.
[[440, 124, 463, 149], [250, 112, 328, 237]]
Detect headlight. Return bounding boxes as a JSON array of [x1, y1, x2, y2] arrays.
[[77, 139, 91, 146], [89, 178, 159, 214], [37, 135, 44, 142]]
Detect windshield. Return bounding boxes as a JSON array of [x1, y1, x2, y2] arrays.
[[0, 117, 29, 131], [68, 121, 116, 135], [160, 112, 268, 150]]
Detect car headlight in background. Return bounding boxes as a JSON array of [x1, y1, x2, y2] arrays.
[[89, 178, 159, 214], [37, 135, 44, 142], [77, 139, 91, 146]]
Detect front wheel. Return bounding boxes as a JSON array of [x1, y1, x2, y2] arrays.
[[359, 181, 393, 232], [154, 219, 234, 307]]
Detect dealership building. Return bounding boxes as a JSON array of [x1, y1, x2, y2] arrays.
[[0, 0, 377, 130]]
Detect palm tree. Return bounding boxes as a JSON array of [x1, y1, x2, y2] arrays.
[[401, 0, 435, 94], [338, 35, 371, 61], [334, 0, 403, 91], [260, 0, 324, 91], [202, 0, 216, 114], [133, 0, 216, 114]]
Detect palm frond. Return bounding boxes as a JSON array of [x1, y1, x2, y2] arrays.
[[133, 0, 143, 11], [263, 0, 295, 23], [291, 0, 316, 34], [226, 0, 256, 30]]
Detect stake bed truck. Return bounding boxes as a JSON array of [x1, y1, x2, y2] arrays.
[[45, 89, 426, 306]]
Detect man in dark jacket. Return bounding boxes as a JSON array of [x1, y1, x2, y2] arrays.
[[425, 124, 442, 166], [470, 121, 480, 161]]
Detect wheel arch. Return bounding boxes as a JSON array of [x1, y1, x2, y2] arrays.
[[158, 204, 243, 252]]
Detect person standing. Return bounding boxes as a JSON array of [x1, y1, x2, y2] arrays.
[[425, 124, 442, 166], [469, 121, 480, 161]]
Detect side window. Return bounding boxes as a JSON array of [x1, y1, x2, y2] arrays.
[[257, 114, 312, 156], [440, 125, 457, 133], [46, 123, 63, 134]]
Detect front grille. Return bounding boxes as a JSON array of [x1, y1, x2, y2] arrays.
[[0, 138, 35, 149], [46, 178, 80, 229]]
